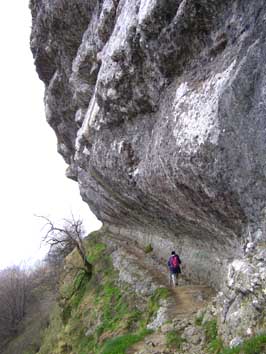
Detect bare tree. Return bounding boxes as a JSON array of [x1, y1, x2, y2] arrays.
[[0, 266, 29, 349], [40, 216, 92, 276], [0, 262, 58, 354]]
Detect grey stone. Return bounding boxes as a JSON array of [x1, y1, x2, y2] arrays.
[[190, 335, 202, 346], [229, 337, 243, 348], [31, 0, 266, 288], [30, 0, 266, 344], [183, 326, 197, 338], [147, 304, 169, 330], [161, 323, 175, 334]]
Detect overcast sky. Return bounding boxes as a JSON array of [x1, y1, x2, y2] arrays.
[[0, 2, 101, 269]]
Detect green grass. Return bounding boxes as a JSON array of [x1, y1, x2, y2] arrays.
[[202, 318, 266, 354], [86, 242, 106, 263], [204, 319, 218, 343], [75, 238, 153, 353], [71, 271, 90, 308], [36, 230, 169, 354], [37, 305, 62, 354], [195, 312, 204, 326], [95, 283, 130, 335], [144, 243, 153, 253], [166, 330, 185, 349], [220, 333, 266, 354], [100, 329, 153, 354], [203, 319, 224, 354], [146, 287, 170, 324], [208, 338, 224, 354], [61, 270, 90, 324]]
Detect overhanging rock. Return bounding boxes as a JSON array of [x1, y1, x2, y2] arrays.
[[30, 0, 266, 339]]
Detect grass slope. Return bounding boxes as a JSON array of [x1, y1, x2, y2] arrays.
[[37, 230, 167, 354]]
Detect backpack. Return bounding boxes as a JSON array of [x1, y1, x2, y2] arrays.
[[170, 255, 179, 269]]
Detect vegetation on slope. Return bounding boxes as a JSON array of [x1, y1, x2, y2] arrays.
[[36, 230, 161, 354], [3, 228, 266, 354], [195, 315, 266, 354], [0, 264, 56, 354]]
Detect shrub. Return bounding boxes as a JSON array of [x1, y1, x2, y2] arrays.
[[195, 313, 204, 326], [144, 244, 153, 253], [204, 320, 218, 343], [203, 319, 224, 354], [166, 330, 185, 349]]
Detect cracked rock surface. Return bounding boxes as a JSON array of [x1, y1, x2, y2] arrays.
[[31, 0, 266, 342]]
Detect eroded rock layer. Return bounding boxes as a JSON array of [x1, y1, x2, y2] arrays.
[[31, 0, 266, 342]]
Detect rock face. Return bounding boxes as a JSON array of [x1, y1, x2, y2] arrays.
[[30, 0, 266, 343]]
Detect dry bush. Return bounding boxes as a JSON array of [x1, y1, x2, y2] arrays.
[[0, 266, 29, 350]]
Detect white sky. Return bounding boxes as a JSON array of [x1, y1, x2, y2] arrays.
[[0, 2, 101, 269]]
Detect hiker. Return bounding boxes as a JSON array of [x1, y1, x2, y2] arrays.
[[168, 251, 181, 287]]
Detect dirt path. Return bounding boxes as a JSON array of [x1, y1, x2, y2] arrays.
[[172, 285, 215, 314], [127, 284, 214, 354], [107, 233, 215, 315], [105, 233, 215, 353]]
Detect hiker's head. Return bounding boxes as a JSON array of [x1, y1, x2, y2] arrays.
[[171, 251, 176, 255]]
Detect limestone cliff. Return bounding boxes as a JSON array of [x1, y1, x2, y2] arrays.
[[30, 0, 266, 345]]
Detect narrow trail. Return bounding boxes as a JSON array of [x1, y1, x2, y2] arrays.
[[104, 233, 216, 353], [107, 233, 215, 318], [170, 285, 215, 316]]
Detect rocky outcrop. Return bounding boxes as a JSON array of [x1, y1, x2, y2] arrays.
[[30, 0, 266, 344], [216, 243, 266, 344]]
